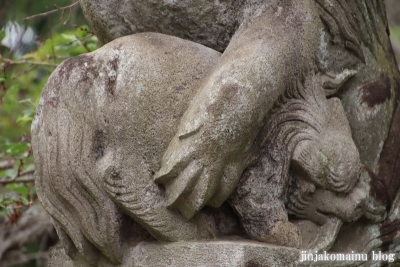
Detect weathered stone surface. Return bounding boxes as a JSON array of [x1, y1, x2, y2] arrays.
[[33, 0, 400, 266], [78, 0, 243, 52], [47, 240, 400, 267], [33, 32, 222, 265], [47, 241, 301, 267]]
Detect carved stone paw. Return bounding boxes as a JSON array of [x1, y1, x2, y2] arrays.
[[291, 176, 369, 224], [155, 128, 244, 221]]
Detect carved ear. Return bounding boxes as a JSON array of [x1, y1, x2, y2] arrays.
[[322, 69, 357, 96], [34, 123, 124, 264], [32, 60, 124, 264]]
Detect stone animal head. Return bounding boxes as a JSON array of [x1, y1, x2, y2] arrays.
[[264, 74, 360, 195], [32, 33, 222, 265]]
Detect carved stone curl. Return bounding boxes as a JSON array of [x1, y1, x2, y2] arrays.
[[33, 0, 400, 266]]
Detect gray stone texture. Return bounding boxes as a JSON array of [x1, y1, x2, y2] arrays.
[[32, 0, 400, 266], [47, 241, 301, 267]]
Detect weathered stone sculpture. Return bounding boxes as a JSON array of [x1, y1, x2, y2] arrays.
[[32, 0, 400, 266]]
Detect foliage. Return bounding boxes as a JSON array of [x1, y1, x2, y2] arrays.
[[0, 2, 97, 266], [0, 24, 98, 219], [0, 0, 86, 37], [390, 25, 400, 63]]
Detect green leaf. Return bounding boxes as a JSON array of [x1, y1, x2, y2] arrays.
[[5, 142, 29, 157], [87, 43, 98, 52], [0, 197, 12, 205], [0, 30, 5, 42], [17, 108, 36, 125], [61, 33, 77, 41], [16, 116, 33, 125], [0, 136, 8, 146], [18, 99, 34, 105], [6, 184, 29, 197], [76, 26, 87, 38], [0, 206, 11, 216], [17, 116, 34, 124], [4, 169, 16, 178], [21, 196, 30, 205]]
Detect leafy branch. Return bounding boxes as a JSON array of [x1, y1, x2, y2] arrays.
[[0, 160, 15, 171], [0, 55, 59, 71], [0, 2, 99, 264], [0, 175, 35, 186], [24, 1, 79, 24]]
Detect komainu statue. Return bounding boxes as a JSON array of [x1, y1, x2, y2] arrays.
[[32, 0, 400, 266]]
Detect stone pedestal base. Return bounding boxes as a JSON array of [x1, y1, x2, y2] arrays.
[[46, 240, 371, 267]]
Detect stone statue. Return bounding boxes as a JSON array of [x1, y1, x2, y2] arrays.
[[32, 0, 400, 266]]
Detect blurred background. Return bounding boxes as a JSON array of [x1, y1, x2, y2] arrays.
[[0, 1, 399, 266], [387, 0, 400, 61], [0, 1, 97, 267]]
